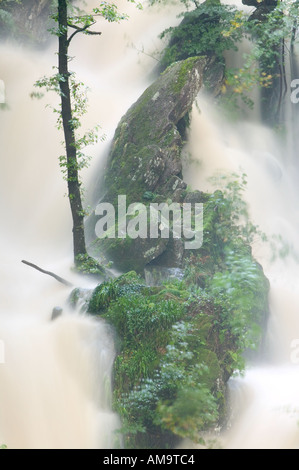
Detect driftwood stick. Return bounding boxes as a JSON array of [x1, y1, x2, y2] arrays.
[[21, 260, 73, 287]]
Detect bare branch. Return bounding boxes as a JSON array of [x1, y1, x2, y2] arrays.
[[21, 260, 73, 287]]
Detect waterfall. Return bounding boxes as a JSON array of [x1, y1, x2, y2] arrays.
[[0, 40, 121, 447], [2, 0, 299, 450], [183, 89, 299, 448]]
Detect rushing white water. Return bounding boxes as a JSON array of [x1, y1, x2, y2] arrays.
[[2, 0, 299, 450], [183, 92, 299, 449], [0, 42, 120, 448]]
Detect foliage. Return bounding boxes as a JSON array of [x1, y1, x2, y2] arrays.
[[153, 0, 299, 114], [2, 0, 272, 450], [73, 253, 107, 275], [208, 250, 268, 355], [148, 0, 201, 9], [104, 292, 184, 348], [88, 225, 269, 448], [207, 173, 267, 246], [156, 384, 218, 441], [183, 173, 269, 368], [31, 0, 143, 263], [159, 1, 243, 69], [88, 271, 145, 313], [220, 0, 299, 113], [32, 72, 104, 185], [183, 173, 265, 284], [245, 1, 297, 70], [223, 65, 273, 111], [121, 320, 219, 446], [49, 0, 142, 37], [0, 0, 20, 35]]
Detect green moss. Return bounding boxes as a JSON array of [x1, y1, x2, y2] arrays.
[[86, 252, 269, 448], [69, 287, 82, 309], [159, 2, 241, 71], [101, 57, 204, 207], [86, 171, 270, 448], [89, 57, 207, 272], [74, 254, 107, 277], [171, 56, 203, 94], [85, 51, 270, 447], [88, 271, 145, 314]]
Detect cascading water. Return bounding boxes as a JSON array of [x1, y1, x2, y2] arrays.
[[2, 0, 299, 450], [0, 42, 120, 449], [183, 90, 299, 448]]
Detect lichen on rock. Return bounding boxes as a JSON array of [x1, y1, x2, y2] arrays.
[[88, 56, 206, 272]]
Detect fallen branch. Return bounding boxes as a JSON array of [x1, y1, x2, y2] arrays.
[[21, 260, 73, 287]]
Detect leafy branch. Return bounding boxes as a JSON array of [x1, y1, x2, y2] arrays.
[[31, 0, 141, 269]]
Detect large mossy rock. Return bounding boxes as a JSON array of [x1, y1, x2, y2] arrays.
[[85, 272, 233, 448], [83, 38, 270, 450], [82, 267, 269, 448], [99, 56, 206, 206], [88, 57, 207, 272]]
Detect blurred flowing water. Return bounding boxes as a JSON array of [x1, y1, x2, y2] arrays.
[[1, 0, 299, 449], [183, 91, 299, 448]]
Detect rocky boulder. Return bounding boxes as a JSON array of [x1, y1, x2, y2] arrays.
[[100, 56, 206, 206], [0, 0, 53, 45], [88, 57, 207, 273]]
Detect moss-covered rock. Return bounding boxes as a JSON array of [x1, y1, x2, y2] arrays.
[[88, 57, 207, 272], [85, 173, 270, 448], [86, 265, 269, 448], [157, 0, 249, 96], [83, 31, 270, 449], [0, 0, 53, 46], [99, 56, 206, 207]]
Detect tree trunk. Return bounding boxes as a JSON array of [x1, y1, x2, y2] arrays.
[[58, 0, 87, 262]]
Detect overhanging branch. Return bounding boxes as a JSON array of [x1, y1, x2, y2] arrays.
[[67, 22, 102, 45]]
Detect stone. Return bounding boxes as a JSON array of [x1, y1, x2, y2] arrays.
[[51, 306, 63, 321], [88, 57, 206, 272]]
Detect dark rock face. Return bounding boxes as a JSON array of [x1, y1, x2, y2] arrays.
[[88, 57, 207, 273], [242, 0, 277, 9], [0, 0, 53, 46]]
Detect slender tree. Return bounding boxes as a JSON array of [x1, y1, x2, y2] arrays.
[[57, 0, 100, 262], [34, 0, 139, 269]]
